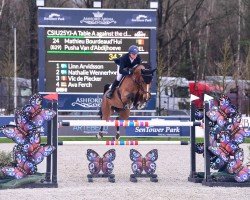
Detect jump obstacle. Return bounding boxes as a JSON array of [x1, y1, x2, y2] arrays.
[[38, 97, 250, 188], [8, 101, 243, 187], [188, 102, 250, 187], [44, 101, 200, 186], [8, 99, 244, 187]]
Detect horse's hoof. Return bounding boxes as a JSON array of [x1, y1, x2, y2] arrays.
[[115, 134, 120, 141], [136, 102, 147, 110], [96, 132, 103, 139]]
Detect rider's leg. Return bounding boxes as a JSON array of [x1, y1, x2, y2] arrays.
[[106, 79, 120, 99], [106, 65, 122, 99]]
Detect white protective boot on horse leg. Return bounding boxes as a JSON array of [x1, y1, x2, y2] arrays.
[[136, 102, 147, 110], [115, 132, 120, 141], [96, 131, 103, 140]]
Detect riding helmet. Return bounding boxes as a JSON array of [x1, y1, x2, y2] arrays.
[[128, 45, 139, 54]]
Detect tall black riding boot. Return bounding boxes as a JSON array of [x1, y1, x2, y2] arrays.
[[106, 80, 120, 99]]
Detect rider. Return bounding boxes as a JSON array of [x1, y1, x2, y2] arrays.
[[106, 45, 142, 99]]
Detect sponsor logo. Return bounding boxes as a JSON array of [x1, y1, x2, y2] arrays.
[[131, 14, 152, 23], [71, 97, 102, 108], [134, 126, 180, 133], [44, 13, 65, 21], [134, 31, 147, 37], [80, 11, 117, 25]]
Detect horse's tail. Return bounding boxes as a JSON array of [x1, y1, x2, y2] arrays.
[[98, 83, 110, 117]]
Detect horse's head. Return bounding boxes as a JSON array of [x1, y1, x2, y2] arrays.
[[141, 68, 156, 84], [133, 65, 156, 108]]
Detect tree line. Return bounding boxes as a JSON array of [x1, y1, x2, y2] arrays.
[[0, 0, 249, 114]]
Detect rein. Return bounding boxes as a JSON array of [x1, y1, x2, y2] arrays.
[[132, 75, 151, 100]]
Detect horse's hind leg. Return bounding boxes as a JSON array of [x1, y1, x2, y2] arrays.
[[115, 110, 130, 141], [96, 98, 112, 139], [115, 116, 120, 141]]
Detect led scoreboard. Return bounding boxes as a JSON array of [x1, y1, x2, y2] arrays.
[[45, 28, 150, 93], [38, 8, 157, 111]]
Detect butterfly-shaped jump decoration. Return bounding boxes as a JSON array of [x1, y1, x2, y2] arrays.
[[86, 149, 116, 182], [21, 132, 55, 165], [195, 143, 204, 154], [130, 149, 158, 175], [0, 125, 35, 145], [1, 146, 37, 179], [206, 106, 227, 127], [208, 131, 239, 162], [219, 95, 237, 118], [22, 94, 56, 128], [227, 149, 250, 182], [226, 122, 249, 145], [0, 93, 57, 180], [0, 111, 36, 144], [194, 109, 204, 120], [210, 156, 226, 170], [129, 149, 158, 182]]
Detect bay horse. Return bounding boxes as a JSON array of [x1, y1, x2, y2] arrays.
[[97, 64, 156, 140]]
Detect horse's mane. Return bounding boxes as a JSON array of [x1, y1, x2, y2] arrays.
[[133, 63, 149, 72]]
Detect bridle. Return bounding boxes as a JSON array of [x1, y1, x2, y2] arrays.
[[132, 71, 152, 101]]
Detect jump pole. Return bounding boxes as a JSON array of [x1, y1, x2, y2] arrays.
[[202, 101, 212, 185], [60, 120, 201, 127], [59, 118, 201, 146], [58, 140, 189, 145], [43, 101, 58, 187], [188, 102, 198, 182]]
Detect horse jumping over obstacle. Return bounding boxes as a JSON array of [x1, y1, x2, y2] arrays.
[[97, 64, 156, 140]]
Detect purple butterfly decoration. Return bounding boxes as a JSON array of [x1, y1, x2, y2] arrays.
[[21, 133, 55, 165], [195, 143, 204, 154], [219, 95, 237, 118], [0, 112, 36, 144], [1, 148, 37, 179], [208, 132, 239, 162], [227, 149, 250, 182], [22, 94, 56, 127], [130, 149, 158, 175], [206, 106, 227, 127], [86, 149, 116, 175], [210, 156, 226, 170], [195, 109, 203, 120], [226, 122, 249, 144]]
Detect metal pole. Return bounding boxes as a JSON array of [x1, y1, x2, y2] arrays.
[[52, 101, 58, 184], [203, 102, 211, 182], [14, 27, 17, 110], [45, 111, 52, 182], [189, 102, 196, 178]]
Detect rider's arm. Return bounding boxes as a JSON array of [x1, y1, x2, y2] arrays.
[[118, 55, 131, 75]]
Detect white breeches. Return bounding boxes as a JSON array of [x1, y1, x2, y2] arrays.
[[116, 65, 123, 81]]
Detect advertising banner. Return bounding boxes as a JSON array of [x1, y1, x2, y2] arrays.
[[58, 116, 191, 137]]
